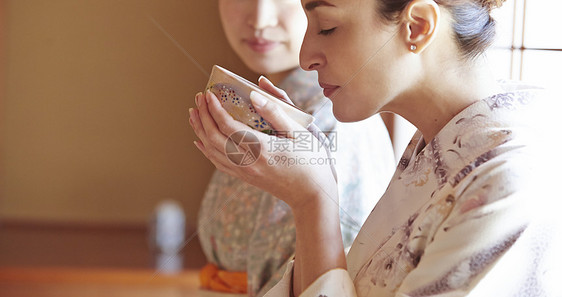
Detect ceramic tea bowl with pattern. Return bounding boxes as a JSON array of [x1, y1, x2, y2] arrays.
[[205, 65, 315, 134]]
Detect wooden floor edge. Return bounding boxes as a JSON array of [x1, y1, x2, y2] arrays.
[[0, 267, 201, 287]]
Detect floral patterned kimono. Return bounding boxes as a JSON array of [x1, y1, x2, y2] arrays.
[[264, 82, 560, 297], [197, 68, 396, 297]]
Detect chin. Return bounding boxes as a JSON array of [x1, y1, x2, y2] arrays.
[[332, 104, 371, 123], [331, 97, 375, 123]]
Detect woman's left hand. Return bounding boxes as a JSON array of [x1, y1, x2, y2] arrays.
[[189, 84, 347, 296], [188, 88, 338, 211]]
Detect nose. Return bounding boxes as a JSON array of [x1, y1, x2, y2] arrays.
[[299, 31, 324, 71], [247, 0, 278, 30]]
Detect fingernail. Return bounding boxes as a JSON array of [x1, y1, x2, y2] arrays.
[[194, 140, 204, 150], [188, 107, 194, 118], [250, 91, 267, 107], [195, 92, 202, 107], [258, 75, 267, 83], [205, 90, 212, 103]]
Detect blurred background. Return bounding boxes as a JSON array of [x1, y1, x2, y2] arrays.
[[0, 0, 560, 285], [0, 0, 257, 270]]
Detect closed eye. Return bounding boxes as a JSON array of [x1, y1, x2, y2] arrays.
[[318, 27, 337, 36]]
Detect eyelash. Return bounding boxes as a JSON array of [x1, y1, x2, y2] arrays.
[[318, 27, 337, 36]]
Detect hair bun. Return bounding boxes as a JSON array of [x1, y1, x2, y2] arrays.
[[479, 0, 507, 10]]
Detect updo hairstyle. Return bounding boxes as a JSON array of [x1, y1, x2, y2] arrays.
[[378, 0, 507, 60]]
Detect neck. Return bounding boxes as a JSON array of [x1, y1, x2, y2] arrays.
[[392, 58, 501, 143]]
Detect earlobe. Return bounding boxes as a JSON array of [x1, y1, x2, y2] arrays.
[[402, 0, 440, 54]]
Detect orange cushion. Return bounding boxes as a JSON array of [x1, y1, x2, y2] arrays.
[[199, 263, 247, 294]]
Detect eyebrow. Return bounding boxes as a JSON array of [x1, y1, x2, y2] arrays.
[[304, 0, 335, 11]]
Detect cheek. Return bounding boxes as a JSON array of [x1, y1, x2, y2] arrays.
[[322, 33, 366, 81], [219, 1, 245, 39], [282, 6, 307, 46]]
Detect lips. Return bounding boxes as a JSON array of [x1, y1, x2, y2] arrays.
[[244, 38, 279, 53], [319, 82, 340, 98]]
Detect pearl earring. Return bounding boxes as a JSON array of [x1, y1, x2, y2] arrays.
[[410, 44, 417, 51]]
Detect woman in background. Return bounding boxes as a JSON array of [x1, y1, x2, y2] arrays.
[[197, 0, 396, 296], [191, 0, 558, 296]]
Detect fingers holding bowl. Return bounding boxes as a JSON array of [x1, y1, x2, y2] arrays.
[[190, 91, 267, 176], [196, 91, 229, 149], [257, 76, 293, 104], [204, 90, 253, 137], [250, 91, 303, 138], [189, 107, 245, 177]]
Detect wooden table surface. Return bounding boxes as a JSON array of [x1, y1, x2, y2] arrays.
[[0, 221, 209, 296], [0, 267, 203, 297]]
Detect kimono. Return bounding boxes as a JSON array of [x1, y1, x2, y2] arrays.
[[264, 82, 561, 297], [197, 68, 396, 297]]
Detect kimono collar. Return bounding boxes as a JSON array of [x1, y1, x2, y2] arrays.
[[347, 82, 544, 279], [398, 82, 544, 191]]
